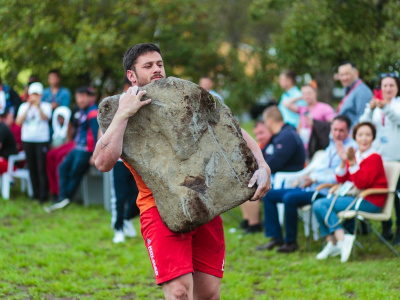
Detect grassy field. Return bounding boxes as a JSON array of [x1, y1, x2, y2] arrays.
[[1, 193, 400, 300]]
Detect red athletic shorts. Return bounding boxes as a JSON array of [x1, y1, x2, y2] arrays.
[[140, 207, 225, 285]]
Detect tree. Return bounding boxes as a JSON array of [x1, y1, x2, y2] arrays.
[[0, 0, 224, 99]]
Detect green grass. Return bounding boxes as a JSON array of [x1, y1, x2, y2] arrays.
[[1, 193, 400, 299]]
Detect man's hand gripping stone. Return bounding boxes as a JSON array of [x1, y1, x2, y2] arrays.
[[117, 86, 151, 118], [248, 164, 272, 201]]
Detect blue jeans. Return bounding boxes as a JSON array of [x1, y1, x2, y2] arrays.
[[263, 188, 323, 243], [313, 196, 381, 237], [58, 149, 92, 200]]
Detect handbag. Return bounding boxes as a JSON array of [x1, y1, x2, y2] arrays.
[[324, 181, 363, 228]]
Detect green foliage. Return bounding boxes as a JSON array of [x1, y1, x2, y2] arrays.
[[1, 194, 400, 299]]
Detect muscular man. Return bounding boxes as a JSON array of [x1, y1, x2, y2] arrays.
[[93, 43, 271, 299]]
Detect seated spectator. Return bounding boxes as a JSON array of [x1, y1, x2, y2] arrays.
[[46, 105, 79, 202], [239, 121, 272, 231], [1, 110, 22, 152], [359, 74, 400, 245], [51, 106, 72, 148], [277, 70, 306, 128], [282, 84, 335, 152], [16, 83, 52, 203], [0, 110, 18, 174], [255, 115, 357, 253], [44, 86, 99, 212], [336, 61, 372, 126], [41, 69, 71, 109], [313, 122, 388, 263], [0, 76, 22, 117], [199, 76, 224, 102], [240, 106, 305, 234]]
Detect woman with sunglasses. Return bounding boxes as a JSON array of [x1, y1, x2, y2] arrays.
[[359, 73, 400, 246]]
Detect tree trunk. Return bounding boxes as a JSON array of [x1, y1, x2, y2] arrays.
[[314, 72, 334, 105]]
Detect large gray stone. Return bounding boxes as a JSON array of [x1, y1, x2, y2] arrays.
[[98, 77, 258, 232]]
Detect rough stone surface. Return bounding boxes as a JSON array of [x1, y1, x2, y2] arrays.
[[98, 77, 258, 232]]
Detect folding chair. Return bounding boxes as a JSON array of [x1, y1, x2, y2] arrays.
[[337, 161, 400, 258], [1, 151, 33, 199]]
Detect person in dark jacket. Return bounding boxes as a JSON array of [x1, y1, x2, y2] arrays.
[[262, 106, 305, 173], [240, 106, 306, 234]]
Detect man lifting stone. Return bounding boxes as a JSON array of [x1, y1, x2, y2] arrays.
[[94, 43, 271, 300]]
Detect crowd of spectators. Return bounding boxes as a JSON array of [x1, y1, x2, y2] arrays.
[[239, 61, 400, 262]]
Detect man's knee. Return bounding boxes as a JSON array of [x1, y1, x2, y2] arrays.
[[162, 275, 192, 300]]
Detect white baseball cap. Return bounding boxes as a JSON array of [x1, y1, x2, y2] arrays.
[[28, 82, 43, 95]]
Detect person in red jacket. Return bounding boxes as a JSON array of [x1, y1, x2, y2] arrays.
[[313, 122, 388, 263]]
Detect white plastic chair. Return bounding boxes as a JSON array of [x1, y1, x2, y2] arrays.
[[1, 151, 33, 200], [337, 161, 400, 258], [272, 150, 326, 242]]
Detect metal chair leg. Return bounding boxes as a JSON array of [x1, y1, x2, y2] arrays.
[[368, 222, 400, 257]]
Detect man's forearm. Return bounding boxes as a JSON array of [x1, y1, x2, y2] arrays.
[[241, 129, 267, 168], [93, 113, 129, 172]]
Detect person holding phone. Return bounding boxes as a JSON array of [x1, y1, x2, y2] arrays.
[[359, 73, 400, 245]]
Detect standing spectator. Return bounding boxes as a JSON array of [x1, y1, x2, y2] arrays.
[[277, 70, 306, 128], [110, 81, 140, 244], [256, 115, 357, 252], [42, 69, 71, 109], [359, 74, 400, 245], [283, 84, 335, 151], [0, 76, 22, 117], [0, 110, 18, 174], [16, 83, 52, 203], [44, 87, 98, 212], [337, 61, 372, 126], [199, 76, 224, 102], [240, 106, 305, 234], [313, 122, 387, 263]]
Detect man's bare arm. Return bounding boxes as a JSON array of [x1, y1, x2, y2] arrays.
[[241, 128, 272, 200], [94, 86, 151, 172]]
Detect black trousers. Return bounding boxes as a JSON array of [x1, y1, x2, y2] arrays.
[[23, 141, 49, 201], [113, 161, 139, 230]]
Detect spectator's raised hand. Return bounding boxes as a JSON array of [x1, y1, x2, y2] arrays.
[[369, 98, 377, 110], [375, 97, 389, 109], [335, 140, 347, 162], [346, 147, 356, 164]]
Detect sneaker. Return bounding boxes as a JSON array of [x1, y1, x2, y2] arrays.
[[113, 230, 125, 244], [239, 220, 249, 229], [244, 224, 263, 234], [123, 220, 137, 238], [44, 198, 71, 213], [339, 234, 355, 263], [316, 241, 341, 260]]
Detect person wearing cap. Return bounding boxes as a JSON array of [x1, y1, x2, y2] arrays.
[[16, 82, 52, 203], [44, 86, 99, 212]]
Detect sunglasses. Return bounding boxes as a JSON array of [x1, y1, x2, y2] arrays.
[[381, 72, 399, 78]]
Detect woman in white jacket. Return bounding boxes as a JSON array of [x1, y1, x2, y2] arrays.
[[359, 73, 400, 245]]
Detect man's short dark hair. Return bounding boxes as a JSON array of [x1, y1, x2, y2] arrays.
[[123, 43, 162, 73], [333, 115, 352, 130], [338, 61, 357, 70], [48, 69, 60, 76], [352, 122, 376, 140], [280, 70, 296, 85]]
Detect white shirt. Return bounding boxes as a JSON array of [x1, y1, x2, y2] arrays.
[[17, 102, 52, 142]]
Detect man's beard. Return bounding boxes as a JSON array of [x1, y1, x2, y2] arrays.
[[135, 72, 164, 87]]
